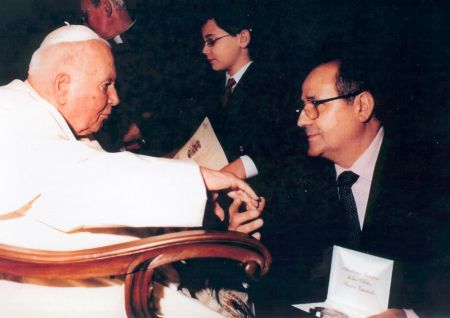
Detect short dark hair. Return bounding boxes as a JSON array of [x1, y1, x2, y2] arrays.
[[326, 54, 384, 118], [199, 2, 254, 39], [335, 58, 370, 103], [204, 14, 253, 36], [309, 27, 406, 127], [310, 44, 382, 105]]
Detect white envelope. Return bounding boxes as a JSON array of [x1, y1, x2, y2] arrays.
[[293, 246, 394, 318]]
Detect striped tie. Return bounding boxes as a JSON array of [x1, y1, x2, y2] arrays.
[[223, 78, 236, 107]]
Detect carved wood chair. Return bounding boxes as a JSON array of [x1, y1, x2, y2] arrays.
[[0, 230, 271, 317]]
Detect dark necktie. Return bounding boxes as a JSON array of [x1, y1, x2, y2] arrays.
[[337, 171, 361, 249], [223, 78, 236, 107]]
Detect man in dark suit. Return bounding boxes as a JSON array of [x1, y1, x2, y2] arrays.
[[199, 9, 293, 206], [295, 57, 443, 317]]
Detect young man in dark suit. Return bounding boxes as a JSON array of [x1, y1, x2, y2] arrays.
[[200, 11, 292, 185]]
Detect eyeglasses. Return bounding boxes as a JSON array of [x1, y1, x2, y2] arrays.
[[296, 90, 364, 120], [203, 34, 232, 47]]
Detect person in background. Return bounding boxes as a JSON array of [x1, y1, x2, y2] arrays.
[[80, 0, 181, 155]]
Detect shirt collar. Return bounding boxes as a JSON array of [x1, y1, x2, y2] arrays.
[[225, 61, 253, 88], [113, 34, 123, 44], [113, 19, 137, 44], [335, 127, 384, 182]]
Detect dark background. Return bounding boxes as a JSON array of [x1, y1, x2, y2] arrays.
[[0, 0, 448, 186], [0, 0, 448, 139]]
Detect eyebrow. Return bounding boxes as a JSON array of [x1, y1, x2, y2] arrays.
[[203, 33, 215, 38]]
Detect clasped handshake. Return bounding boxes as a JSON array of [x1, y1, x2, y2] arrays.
[[200, 167, 265, 240]]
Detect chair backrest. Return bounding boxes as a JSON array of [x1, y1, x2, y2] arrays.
[[0, 230, 271, 318]]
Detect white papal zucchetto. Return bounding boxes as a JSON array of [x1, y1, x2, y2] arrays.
[[38, 23, 109, 49]]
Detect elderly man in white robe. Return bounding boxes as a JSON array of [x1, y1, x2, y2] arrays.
[[0, 25, 264, 317]]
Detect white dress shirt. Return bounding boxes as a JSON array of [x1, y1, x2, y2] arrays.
[[335, 127, 384, 229], [334, 127, 418, 318]]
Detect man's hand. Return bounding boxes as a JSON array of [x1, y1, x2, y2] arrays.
[[123, 122, 142, 143], [200, 167, 259, 207], [220, 158, 246, 180], [213, 196, 265, 240], [368, 309, 407, 318], [228, 197, 265, 240]]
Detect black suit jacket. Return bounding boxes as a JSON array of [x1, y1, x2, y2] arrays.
[[311, 135, 432, 262], [205, 63, 294, 195], [255, 132, 445, 316]]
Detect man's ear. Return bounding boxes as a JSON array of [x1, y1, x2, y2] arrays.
[[53, 73, 71, 106], [355, 91, 375, 122], [238, 29, 251, 48], [100, 0, 113, 17]]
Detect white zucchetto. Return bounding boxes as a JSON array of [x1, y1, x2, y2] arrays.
[[39, 24, 109, 49]]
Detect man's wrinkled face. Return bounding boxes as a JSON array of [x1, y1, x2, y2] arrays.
[[297, 61, 360, 163], [201, 19, 243, 75], [67, 41, 119, 136]]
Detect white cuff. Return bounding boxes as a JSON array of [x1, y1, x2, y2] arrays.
[[240, 155, 258, 179], [404, 309, 419, 318]]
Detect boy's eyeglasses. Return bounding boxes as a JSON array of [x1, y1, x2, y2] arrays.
[[203, 34, 231, 47]]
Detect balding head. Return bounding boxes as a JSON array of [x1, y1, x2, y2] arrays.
[[27, 25, 119, 137]]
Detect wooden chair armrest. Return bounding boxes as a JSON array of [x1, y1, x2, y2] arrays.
[[0, 230, 271, 317]]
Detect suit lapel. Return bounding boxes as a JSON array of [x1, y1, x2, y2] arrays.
[[361, 137, 389, 234], [226, 63, 255, 117]]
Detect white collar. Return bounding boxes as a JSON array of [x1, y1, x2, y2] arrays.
[[335, 127, 384, 183], [225, 61, 253, 88], [113, 19, 137, 44], [113, 34, 123, 44]]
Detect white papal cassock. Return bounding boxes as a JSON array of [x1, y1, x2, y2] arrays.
[[0, 80, 215, 317]]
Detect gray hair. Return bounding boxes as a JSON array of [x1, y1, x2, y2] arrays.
[[90, 0, 126, 10]]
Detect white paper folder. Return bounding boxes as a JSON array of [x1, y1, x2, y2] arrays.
[[293, 246, 394, 318]]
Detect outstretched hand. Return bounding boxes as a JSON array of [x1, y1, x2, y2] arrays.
[[368, 309, 407, 318], [200, 167, 259, 207]]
